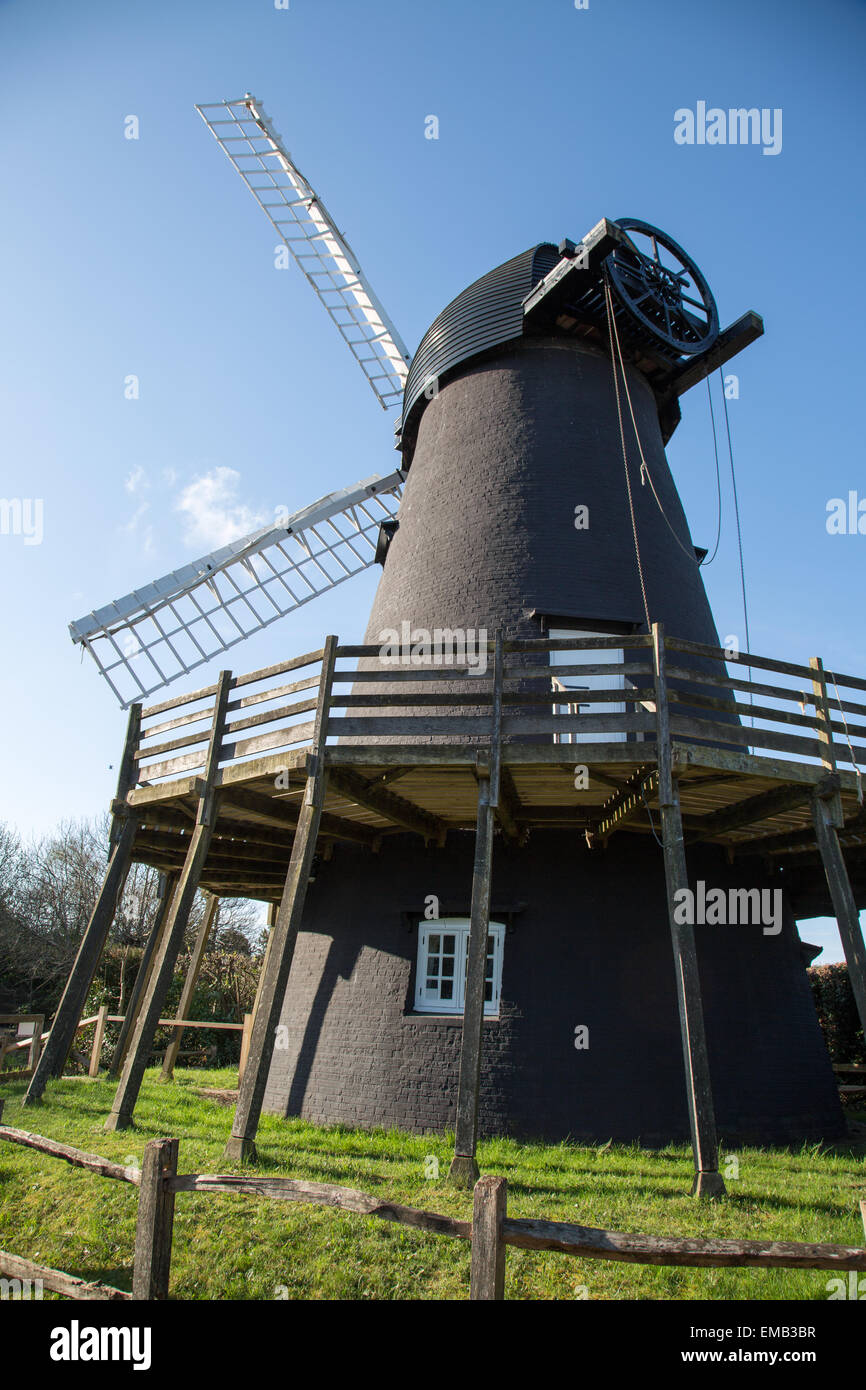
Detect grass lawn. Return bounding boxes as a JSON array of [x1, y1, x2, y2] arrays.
[[1, 1068, 864, 1301]]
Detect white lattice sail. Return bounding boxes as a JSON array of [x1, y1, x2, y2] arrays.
[[196, 95, 411, 410], [70, 472, 404, 706]]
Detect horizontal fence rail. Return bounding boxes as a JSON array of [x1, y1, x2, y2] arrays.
[[2, 1112, 864, 1301], [126, 634, 866, 790], [0, 1250, 133, 1302]]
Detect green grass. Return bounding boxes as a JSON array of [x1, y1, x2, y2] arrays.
[[1, 1069, 864, 1300]]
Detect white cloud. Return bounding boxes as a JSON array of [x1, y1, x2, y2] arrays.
[[175, 467, 264, 550], [125, 465, 147, 494], [119, 500, 154, 556]]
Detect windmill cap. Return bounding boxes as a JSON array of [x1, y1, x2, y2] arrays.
[[400, 242, 559, 463]]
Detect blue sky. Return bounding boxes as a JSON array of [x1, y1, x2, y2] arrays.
[[1, 0, 864, 960]]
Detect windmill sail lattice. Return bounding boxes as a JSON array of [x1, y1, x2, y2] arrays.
[[70, 472, 404, 707], [196, 96, 411, 410]]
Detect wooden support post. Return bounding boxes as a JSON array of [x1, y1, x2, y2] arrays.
[[22, 815, 138, 1106], [811, 790, 866, 1046], [132, 1137, 178, 1300], [160, 893, 220, 1080], [449, 635, 502, 1189], [238, 1013, 253, 1085], [88, 1005, 109, 1078], [109, 872, 178, 1077], [105, 673, 232, 1132], [224, 637, 338, 1163], [652, 624, 725, 1199], [470, 1175, 507, 1300]]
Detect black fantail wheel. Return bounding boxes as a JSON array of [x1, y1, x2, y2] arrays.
[[607, 218, 719, 356]]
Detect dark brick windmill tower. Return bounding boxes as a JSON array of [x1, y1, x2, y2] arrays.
[[39, 97, 866, 1198], [253, 225, 845, 1184]]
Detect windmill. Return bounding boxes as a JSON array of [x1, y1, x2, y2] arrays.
[[31, 95, 866, 1197]]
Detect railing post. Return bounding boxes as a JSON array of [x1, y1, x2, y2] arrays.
[[810, 657, 843, 826], [470, 1175, 507, 1300], [132, 1137, 178, 1300], [652, 623, 725, 1198], [88, 1005, 109, 1078]]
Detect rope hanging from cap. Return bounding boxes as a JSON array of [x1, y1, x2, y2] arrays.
[[604, 272, 701, 568], [720, 370, 752, 666], [603, 269, 652, 634], [700, 376, 723, 567]]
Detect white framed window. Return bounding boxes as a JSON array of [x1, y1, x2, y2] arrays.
[[414, 919, 505, 1015], [549, 627, 626, 744]]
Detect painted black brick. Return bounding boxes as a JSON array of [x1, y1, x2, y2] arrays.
[[368, 336, 721, 650], [263, 830, 844, 1145]]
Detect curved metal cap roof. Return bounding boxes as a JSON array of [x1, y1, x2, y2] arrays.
[[400, 242, 559, 463]]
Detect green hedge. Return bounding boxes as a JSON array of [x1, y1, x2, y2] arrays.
[[808, 963, 865, 1064]]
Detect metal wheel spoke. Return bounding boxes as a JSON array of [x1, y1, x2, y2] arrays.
[[607, 218, 719, 356]]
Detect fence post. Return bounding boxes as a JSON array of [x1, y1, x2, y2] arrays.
[[28, 1016, 44, 1073], [133, 1137, 178, 1300], [88, 1005, 109, 1078], [470, 1175, 507, 1300]]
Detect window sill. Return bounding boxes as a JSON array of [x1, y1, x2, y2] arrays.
[[403, 1012, 501, 1024]]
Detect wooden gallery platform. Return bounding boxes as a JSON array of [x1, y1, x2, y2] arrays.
[[24, 628, 866, 1196]]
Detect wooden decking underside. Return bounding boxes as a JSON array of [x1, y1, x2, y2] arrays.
[[125, 741, 866, 902]]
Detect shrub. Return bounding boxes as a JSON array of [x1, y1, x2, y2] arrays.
[[808, 963, 866, 1063]]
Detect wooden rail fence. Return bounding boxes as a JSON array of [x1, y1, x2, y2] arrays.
[[1, 1010, 252, 1088], [81, 1005, 252, 1083], [127, 634, 866, 789], [2, 1103, 865, 1301]]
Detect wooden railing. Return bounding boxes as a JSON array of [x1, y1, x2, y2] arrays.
[[127, 633, 866, 789], [2, 1109, 865, 1301], [0, 1015, 45, 1081], [81, 1005, 251, 1082], [0, 1011, 251, 1089]]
